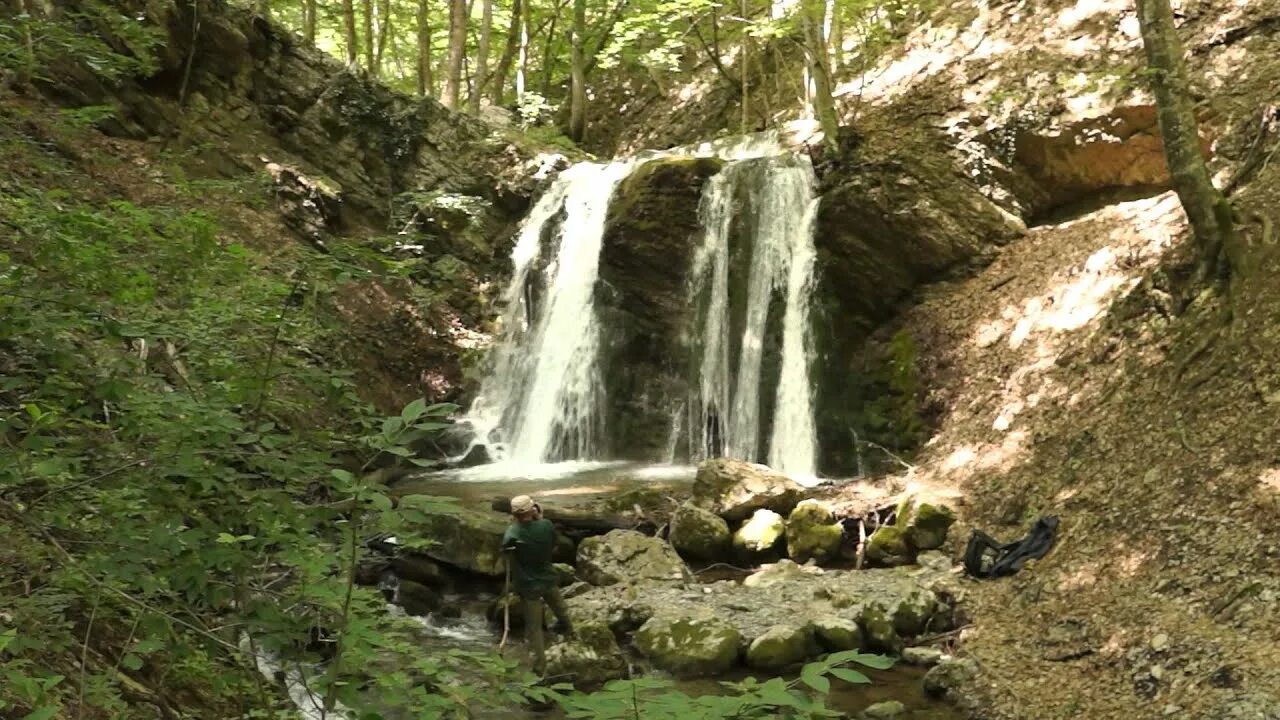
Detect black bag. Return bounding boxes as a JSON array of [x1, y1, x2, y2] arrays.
[[963, 516, 1059, 578]]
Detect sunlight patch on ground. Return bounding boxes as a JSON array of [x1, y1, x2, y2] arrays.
[[1260, 468, 1280, 493]]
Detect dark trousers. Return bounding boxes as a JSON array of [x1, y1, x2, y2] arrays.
[[519, 584, 571, 674]]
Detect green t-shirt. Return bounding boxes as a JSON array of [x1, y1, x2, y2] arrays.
[[502, 518, 558, 593]]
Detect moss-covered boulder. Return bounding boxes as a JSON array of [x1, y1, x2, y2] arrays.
[[692, 459, 805, 522], [859, 604, 904, 656], [545, 621, 628, 688], [634, 615, 741, 677], [397, 495, 506, 576], [741, 559, 824, 588], [745, 623, 817, 670], [865, 525, 913, 567], [785, 500, 844, 564], [732, 508, 787, 563], [669, 502, 731, 561], [577, 529, 692, 586], [813, 617, 864, 652], [904, 503, 956, 551], [892, 590, 938, 637]]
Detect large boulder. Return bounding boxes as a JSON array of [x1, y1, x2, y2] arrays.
[[785, 500, 844, 564], [859, 605, 904, 656], [923, 656, 981, 700], [692, 459, 805, 522], [545, 621, 628, 688], [634, 615, 741, 678], [577, 529, 692, 586], [391, 554, 446, 587], [669, 502, 731, 561], [732, 508, 787, 562], [745, 623, 817, 670], [397, 496, 506, 576]]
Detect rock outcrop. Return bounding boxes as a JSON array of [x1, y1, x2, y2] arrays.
[[545, 621, 629, 687], [692, 459, 805, 522], [576, 529, 692, 586], [745, 624, 816, 670], [396, 496, 506, 576]]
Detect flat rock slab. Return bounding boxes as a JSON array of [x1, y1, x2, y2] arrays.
[[564, 559, 950, 647]]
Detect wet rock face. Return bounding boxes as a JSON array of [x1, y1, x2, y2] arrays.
[[597, 157, 723, 461], [633, 615, 742, 678], [396, 496, 507, 576], [576, 529, 693, 586], [692, 458, 805, 523], [812, 121, 1025, 475]]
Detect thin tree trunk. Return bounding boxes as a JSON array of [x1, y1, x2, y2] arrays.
[[256, 0, 270, 19], [491, 0, 521, 105], [374, 0, 392, 77], [802, 0, 839, 152], [540, 11, 560, 97], [303, 0, 317, 43], [515, 0, 528, 103], [741, 0, 750, 132], [826, 0, 842, 71], [568, 0, 587, 140], [417, 0, 433, 96], [361, 0, 375, 73], [443, 0, 467, 108], [1135, 0, 1239, 277], [342, 0, 359, 65], [469, 0, 492, 111]]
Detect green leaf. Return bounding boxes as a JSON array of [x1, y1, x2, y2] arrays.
[[829, 668, 871, 684], [381, 416, 404, 437], [0, 629, 16, 653], [800, 668, 830, 694], [400, 398, 427, 422], [22, 708, 58, 720], [121, 654, 143, 671], [368, 493, 393, 512]]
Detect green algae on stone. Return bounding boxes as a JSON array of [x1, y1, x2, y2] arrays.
[[859, 604, 904, 656], [905, 503, 956, 551], [813, 616, 864, 651], [732, 508, 787, 562], [866, 524, 913, 567], [892, 589, 938, 637]]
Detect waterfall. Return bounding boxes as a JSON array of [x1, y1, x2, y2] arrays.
[[686, 155, 819, 481], [458, 134, 819, 483], [465, 160, 635, 465]]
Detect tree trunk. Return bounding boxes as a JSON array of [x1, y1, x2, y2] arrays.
[[741, 0, 750, 132], [490, 0, 521, 105], [1135, 0, 1239, 276], [374, 0, 392, 77], [802, 0, 839, 153], [468, 0, 492, 112], [361, 0, 375, 72], [568, 0, 587, 141], [302, 0, 317, 43], [256, 0, 270, 19], [826, 0, 842, 71], [540, 10, 560, 97], [342, 0, 359, 65], [443, 0, 467, 108], [417, 0, 433, 96], [515, 0, 528, 103]]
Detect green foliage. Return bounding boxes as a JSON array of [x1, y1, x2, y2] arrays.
[[556, 651, 894, 719], [0, 1, 160, 82]]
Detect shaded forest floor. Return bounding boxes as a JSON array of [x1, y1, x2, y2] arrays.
[[839, 162, 1280, 717]]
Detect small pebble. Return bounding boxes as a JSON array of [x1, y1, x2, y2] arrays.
[[1151, 633, 1169, 651]]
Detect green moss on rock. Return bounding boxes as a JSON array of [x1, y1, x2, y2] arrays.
[[669, 502, 731, 561], [906, 503, 956, 551], [865, 525, 912, 567], [634, 615, 741, 678], [859, 605, 904, 656], [785, 500, 844, 564], [745, 623, 817, 670], [732, 508, 786, 562]]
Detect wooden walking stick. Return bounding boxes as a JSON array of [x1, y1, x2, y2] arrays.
[[498, 556, 512, 654]]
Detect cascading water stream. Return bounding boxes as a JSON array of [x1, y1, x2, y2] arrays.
[[455, 134, 820, 484], [464, 160, 635, 465]]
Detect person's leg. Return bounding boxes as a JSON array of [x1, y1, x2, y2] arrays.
[[521, 594, 546, 674], [544, 584, 573, 634]]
